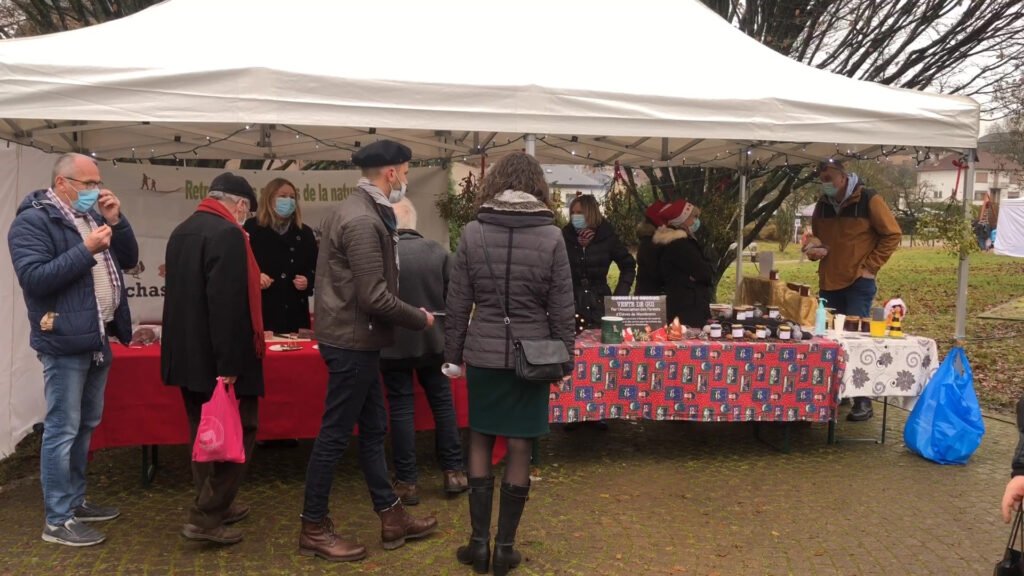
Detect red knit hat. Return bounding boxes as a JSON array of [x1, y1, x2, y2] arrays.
[[644, 200, 668, 226], [658, 200, 695, 228]]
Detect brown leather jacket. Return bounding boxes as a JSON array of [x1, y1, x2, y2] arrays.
[[314, 185, 426, 351]]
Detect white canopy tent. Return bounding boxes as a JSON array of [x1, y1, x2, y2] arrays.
[[995, 198, 1024, 258], [0, 0, 980, 457]]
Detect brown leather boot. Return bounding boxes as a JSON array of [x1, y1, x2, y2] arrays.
[[299, 517, 367, 562], [223, 502, 249, 525], [444, 470, 469, 495], [393, 480, 420, 505], [378, 500, 438, 550]]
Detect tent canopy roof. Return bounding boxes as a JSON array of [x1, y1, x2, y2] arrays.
[[0, 0, 979, 167]]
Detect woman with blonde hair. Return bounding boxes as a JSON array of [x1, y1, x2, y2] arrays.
[[244, 178, 318, 333], [563, 194, 636, 331], [445, 152, 575, 575]]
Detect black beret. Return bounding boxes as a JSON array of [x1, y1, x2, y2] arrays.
[[209, 172, 257, 208], [817, 158, 845, 172], [352, 140, 413, 168]]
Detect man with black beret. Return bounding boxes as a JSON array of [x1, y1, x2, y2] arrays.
[[162, 172, 265, 545], [299, 140, 438, 562]]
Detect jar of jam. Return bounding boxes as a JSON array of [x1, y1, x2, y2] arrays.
[[767, 306, 781, 319], [778, 325, 792, 340], [755, 325, 768, 339], [731, 324, 745, 338], [709, 323, 723, 338], [845, 315, 862, 332]]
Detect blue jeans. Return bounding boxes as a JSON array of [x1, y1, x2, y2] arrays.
[[38, 340, 112, 526], [820, 277, 877, 317], [382, 367, 464, 483], [302, 346, 396, 520]]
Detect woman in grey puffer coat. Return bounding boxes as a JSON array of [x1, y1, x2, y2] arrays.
[[445, 152, 574, 575]]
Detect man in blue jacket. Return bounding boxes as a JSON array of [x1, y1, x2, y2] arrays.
[[8, 153, 138, 547]]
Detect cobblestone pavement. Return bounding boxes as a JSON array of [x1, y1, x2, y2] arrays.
[[0, 404, 1016, 575]]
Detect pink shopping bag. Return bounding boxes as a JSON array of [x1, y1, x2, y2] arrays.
[[191, 378, 246, 463]]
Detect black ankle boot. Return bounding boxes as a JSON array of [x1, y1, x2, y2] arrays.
[[847, 397, 874, 422], [456, 476, 493, 574], [492, 481, 530, 576]]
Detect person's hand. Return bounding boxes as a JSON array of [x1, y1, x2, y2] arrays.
[[97, 189, 121, 224], [1002, 476, 1024, 522], [293, 275, 308, 291], [260, 273, 274, 289], [806, 247, 828, 261], [220, 376, 237, 386], [84, 224, 112, 254], [421, 308, 435, 328], [558, 374, 572, 385]]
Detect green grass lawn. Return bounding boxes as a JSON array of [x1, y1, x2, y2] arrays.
[[609, 247, 1024, 411]]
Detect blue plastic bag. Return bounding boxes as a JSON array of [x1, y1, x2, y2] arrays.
[[903, 347, 985, 465]]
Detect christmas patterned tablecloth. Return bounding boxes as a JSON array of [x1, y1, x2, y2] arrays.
[[830, 333, 939, 399], [552, 331, 844, 424]]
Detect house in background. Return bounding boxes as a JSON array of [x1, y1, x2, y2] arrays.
[[543, 164, 611, 218], [916, 150, 1024, 204]]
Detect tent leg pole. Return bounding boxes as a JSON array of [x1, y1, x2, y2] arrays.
[[525, 134, 536, 157], [734, 152, 748, 304], [954, 149, 976, 342]]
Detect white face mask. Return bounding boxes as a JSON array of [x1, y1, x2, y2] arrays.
[[389, 179, 407, 203]]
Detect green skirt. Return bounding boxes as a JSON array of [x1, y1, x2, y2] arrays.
[[467, 366, 550, 438]]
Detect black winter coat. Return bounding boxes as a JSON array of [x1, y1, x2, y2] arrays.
[[653, 227, 714, 328], [634, 222, 663, 296], [162, 212, 264, 397], [243, 219, 317, 333], [561, 221, 636, 328]]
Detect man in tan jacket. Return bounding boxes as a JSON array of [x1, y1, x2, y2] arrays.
[[809, 158, 902, 421], [299, 140, 438, 562]]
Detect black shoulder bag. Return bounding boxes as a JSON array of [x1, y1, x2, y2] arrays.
[[479, 224, 570, 384], [995, 506, 1024, 575]]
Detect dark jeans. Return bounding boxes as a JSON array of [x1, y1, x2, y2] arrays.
[[181, 387, 259, 529], [382, 366, 464, 483], [820, 277, 876, 317], [302, 345, 396, 520]]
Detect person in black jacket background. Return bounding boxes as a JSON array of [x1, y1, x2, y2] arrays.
[[635, 200, 667, 297], [652, 200, 714, 328], [244, 178, 317, 334], [1001, 398, 1024, 523], [561, 194, 636, 331]]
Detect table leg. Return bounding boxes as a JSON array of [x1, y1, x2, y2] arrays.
[[828, 420, 836, 445], [141, 445, 159, 487], [878, 398, 889, 445]]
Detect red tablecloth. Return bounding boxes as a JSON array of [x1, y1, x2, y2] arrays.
[[557, 331, 842, 423], [89, 342, 469, 451]]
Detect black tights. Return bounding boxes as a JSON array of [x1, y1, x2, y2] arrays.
[[467, 430, 532, 486]]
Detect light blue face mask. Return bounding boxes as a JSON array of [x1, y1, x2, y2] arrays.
[[689, 217, 701, 234], [822, 183, 839, 198], [571, 214, 587, 230], [275, 197, 296, 218], [73, 189, 100, 213]]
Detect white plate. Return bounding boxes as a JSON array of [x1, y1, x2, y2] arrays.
[[269, 344, 304, 352]]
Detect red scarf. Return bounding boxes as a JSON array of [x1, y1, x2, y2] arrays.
[[196, 198, 265, 358]]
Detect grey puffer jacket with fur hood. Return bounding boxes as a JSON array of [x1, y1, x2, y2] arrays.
[[445, 190, 575, 375]]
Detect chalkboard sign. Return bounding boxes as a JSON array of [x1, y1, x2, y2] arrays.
[[604, 296, 667, 329]]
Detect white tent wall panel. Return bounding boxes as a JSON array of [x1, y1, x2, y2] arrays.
[[0, 144, 48, 458]]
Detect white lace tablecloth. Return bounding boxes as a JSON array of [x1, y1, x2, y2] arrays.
[[830, 333, 939, 399]]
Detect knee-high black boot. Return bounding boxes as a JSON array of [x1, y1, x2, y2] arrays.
[[456, 476, 494, 574], [492, 481, 530, 576]]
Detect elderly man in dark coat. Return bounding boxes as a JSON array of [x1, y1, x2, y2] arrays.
[[161, 173, 264, 546], [380, 198, 467, 506]]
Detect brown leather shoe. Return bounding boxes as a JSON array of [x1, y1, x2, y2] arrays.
[[393, 479, 420, 505], [181, 523, 243, 545], [299, 517, 367, 562], [224, 503, 249, 525], [443, 470, 469, 495], [378, 501, 438, 550]]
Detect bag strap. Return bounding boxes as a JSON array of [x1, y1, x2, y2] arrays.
[[479, 223, 518, 342], [1005, 506, 1024, 558]]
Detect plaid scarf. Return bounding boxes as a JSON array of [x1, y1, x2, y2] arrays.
[[357, 178, 400, 267], [46, 189, 123, 344]]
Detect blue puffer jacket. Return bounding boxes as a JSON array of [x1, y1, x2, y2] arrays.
[[8, 189, 138, 356]]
